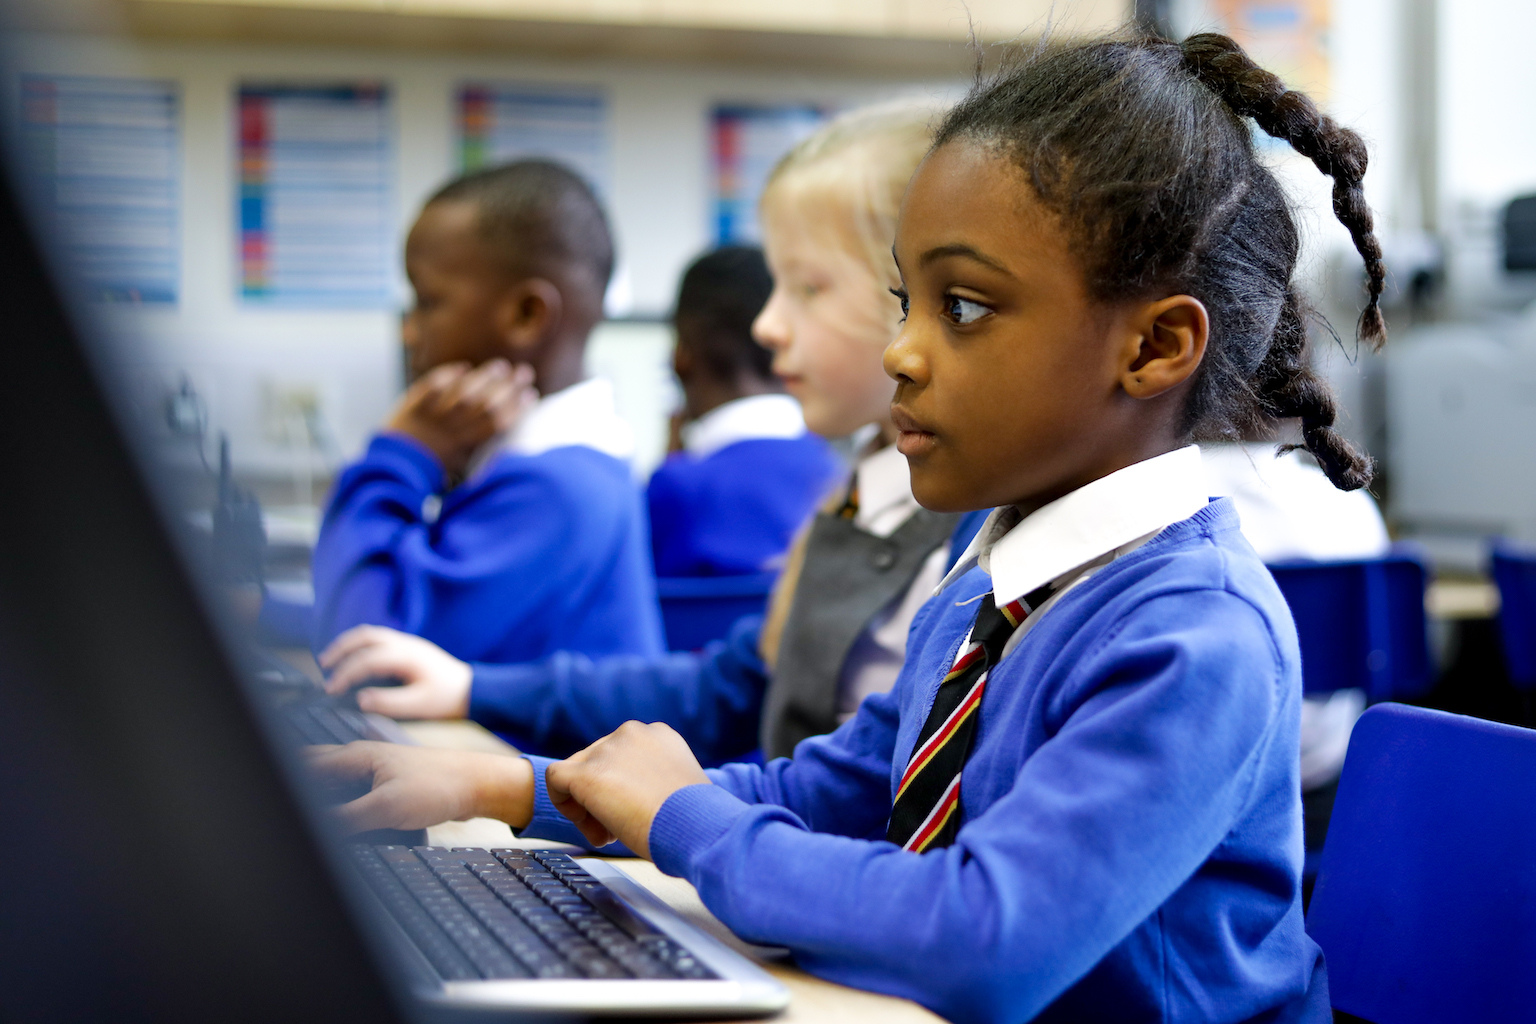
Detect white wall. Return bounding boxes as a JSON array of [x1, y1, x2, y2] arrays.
[[5, 30, 962, 483]]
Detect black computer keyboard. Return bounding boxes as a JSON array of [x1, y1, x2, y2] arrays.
[[352, 846, 717, 982], [284, 701, 374, 746]]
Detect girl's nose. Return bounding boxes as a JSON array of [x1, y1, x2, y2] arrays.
[[752, 286, 792, 352], [883, 322, 927, 385]]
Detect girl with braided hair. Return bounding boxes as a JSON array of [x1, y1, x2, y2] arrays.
[[317, 31, 1379, 1023]]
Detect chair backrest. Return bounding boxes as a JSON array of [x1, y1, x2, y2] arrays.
[[1266, 553, 1433, 700], [1306, 703, 1536, 1023], [1490, 542, 1536, 689], [655, 572, 777, 652]]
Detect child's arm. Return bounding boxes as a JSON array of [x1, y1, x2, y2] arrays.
[[318, 617, 770, 762], [311, 440, 652, 662], [549, 590, 1288, 1024]]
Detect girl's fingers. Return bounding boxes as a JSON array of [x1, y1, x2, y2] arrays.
[[576, 819, 616, 849], [304, 740, 382, 781], [324, 648, 413, 696], [318, 624, 387, 670], [354, 681, 440, 720], [335, 782, 411, 834]]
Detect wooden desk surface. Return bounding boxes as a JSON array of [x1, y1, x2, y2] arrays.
[[1425, 578, 1500, 620], [400, 720, 943, 1024]]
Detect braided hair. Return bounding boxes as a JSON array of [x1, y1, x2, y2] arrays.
[[936, 32, 1386, 489]]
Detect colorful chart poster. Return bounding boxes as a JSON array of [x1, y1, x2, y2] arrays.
[[711, 104, 827, 245], [239, 83, 393, 306], [457, 84, 608, 195], [20, 76, 179, 304]]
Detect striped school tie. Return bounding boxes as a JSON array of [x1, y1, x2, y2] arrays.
[[886, 582, 1054, 853]]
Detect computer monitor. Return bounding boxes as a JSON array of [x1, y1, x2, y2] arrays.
[[0, 110, 459, 1023]]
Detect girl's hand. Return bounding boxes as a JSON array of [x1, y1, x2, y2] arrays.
[[319, 625, 473, 720], [306, 742, 534, 834], [545, 722, 711, 858]]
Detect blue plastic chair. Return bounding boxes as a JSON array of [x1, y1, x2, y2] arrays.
[[1490, 542, 1536, 689], [1306, 703, 1536, 1022], [655, 572, 777, 652], [1266, 552, 1433, 701]]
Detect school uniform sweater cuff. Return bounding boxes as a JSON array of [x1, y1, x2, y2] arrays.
[[649, 783, 749, 880], [466, 664, 547, 732], [514, 755, 631, 855], [366, 432, 447, 493]]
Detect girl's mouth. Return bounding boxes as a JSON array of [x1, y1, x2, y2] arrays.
[[890, 407, 936, 457]]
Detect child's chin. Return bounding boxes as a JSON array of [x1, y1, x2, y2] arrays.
[[908, 472, 982, 515]]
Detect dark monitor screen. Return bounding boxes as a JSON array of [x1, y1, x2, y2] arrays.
[[0, 26, 570, 1024]]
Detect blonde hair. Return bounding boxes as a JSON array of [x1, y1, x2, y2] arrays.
[[761, 100, 941, 290]]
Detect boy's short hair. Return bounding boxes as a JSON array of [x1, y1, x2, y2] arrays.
[[674, 246, 774, 382], [430, 160, 614, 291]]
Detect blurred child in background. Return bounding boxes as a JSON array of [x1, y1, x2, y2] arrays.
[[648, 245, 841, 578], [319, 102, 986, 765], [311, 160, 663, 664]]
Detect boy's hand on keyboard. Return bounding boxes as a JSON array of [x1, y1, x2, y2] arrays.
[[319, 625, 472, 719], [386, 359, 536, 478], [545, 722, 711, 859], [306, 742, 535, 833]]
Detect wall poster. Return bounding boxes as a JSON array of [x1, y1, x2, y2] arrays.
[[457, 83, 608, 195], [238, 83, 393, 306], [21, 75, 180, 304], [711, 104, 827, 246]]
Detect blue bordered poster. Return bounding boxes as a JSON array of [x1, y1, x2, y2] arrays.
[[21, 75, 180, 304], [239, 83, 393, 306], [711, 104, 826, 245], [457, 83, 608, 196]]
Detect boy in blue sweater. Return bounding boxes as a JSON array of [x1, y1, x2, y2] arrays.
[[317, 34, 1386, 1021], [649, 245, 840, 578], [310, 161, 663, 663]]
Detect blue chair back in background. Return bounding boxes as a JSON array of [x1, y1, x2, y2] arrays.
[[1491, 542, 1536, 689], [655, 572, 776, 652], [1306, 703, 1536, 1023], [1267, 552, 1433, 701]]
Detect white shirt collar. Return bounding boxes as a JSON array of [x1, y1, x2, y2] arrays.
[[854, 441, 920, 538], [939, 445, 1208, 605], [681, 393, 806, 458], [468, 378, 634, 479]]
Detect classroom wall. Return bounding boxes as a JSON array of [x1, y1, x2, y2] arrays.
[[4, 30, 963, 486]]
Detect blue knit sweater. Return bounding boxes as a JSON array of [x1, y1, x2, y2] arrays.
[[647, 435, 842, 577], [311, 434, 664, 663], [521, 499, 1328, 1023]]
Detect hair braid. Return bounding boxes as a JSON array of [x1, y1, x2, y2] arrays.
[[1179, 33, 1386, 345], [1252, 290, 1376, 489], [1179, 33, 1382, 489]]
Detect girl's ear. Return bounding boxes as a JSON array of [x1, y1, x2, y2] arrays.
[[1120, 294, 1209, 399]]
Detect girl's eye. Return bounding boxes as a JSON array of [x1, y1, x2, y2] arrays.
[[945, 295, 990, 325], [888, 287, 910, 321]]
